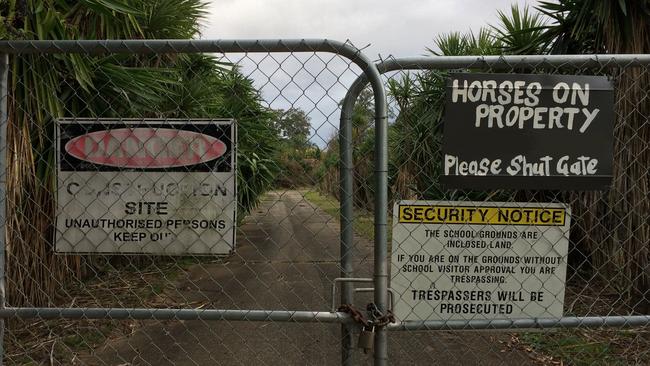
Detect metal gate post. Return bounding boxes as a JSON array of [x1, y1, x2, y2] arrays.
[[339, 69, 389, 365], [0, 53, 9, 364], [338, 61, 389, 366], [339, 76, 373, 365], [339, 66, 389, 366], [339, 97, 355, 365], [371, 76, 389, 366]]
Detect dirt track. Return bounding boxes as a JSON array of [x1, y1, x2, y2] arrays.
[[80, 190, 535, 365]]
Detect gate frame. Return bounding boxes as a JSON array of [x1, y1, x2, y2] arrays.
[[338, 54, 650, 365], [3, 42, 650, 366], [0, 39, 390, 365]]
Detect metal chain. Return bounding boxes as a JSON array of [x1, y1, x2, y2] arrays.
[[338, 304, 370, 327], [366, 303, 395, 327]]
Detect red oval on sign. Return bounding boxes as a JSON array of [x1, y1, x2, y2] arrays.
[[65, 128, 227, 168]]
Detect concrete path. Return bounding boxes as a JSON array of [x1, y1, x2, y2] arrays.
[[81, 190, 535, 365]]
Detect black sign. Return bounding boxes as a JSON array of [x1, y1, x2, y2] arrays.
[[441, 73, 614, 190]]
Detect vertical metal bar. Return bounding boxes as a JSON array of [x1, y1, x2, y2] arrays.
[[339, 105, 355, 365], [0, 53, 9, 364], [339, 76, 370, 365], [340, 68, 388, 366], [369, 74, 389, 366]]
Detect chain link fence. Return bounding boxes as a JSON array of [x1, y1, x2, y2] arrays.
[[0, 39, 649, 366], [0, 39, 389, 365], [333, 55, 650, 365]]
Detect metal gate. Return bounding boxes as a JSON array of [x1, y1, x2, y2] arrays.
[[0, 39, 649, 365], [338, 54, 650, 365], [0, 39, 388, 365]]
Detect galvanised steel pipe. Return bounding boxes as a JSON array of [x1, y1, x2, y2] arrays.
[[330, 277, 373, 312], [387, 316, 650, 331], [376, 54, 650, 71], [0, 307, 354, 323], [338, 77, 358, 366], [0, 39, 361, 60], [5, 41, 649, 67]]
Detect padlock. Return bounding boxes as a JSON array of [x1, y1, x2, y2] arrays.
[[357, 325, 375, 353]]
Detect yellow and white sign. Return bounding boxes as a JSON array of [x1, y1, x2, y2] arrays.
[[391, 200, 570, 322]]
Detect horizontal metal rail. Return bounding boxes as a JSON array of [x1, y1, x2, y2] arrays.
[[2, 40, 647, 68], [2, 308, 647, 328], [388, 315, 650, 331], [0, 307, 353, 323], [0, 39, 366, 62], [377, 54, 650, 69]]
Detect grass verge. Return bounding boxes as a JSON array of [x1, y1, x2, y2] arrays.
[[511, 328, 650, 365], [302, 189, 390, 243], [5, 257, 223, 365]]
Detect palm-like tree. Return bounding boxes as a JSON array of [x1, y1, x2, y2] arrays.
[[411, 1, 649, 312], [535, 0, 650, 313], [492, 4, 548, 54], [428, 28, 503, 56], [1, 0, 280, 306], [2, 0, 206, 306], [392, 26, 507, 202]]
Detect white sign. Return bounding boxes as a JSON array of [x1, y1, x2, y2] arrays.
[[391, 200, 570, 321], [56, 119, 236, 255]]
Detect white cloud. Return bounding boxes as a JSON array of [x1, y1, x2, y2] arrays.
[[200, 0, 540, 146], [203, 0, 537, 57]]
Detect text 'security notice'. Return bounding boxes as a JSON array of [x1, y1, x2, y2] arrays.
[[391, 200, 570, 322]]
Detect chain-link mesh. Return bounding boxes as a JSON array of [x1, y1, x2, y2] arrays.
[[2, 40, 650, 366], [0, 40, 383, 365], [332, 56, 649, 365]]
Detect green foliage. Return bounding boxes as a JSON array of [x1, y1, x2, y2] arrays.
[[492, 4, 548, 54], [537, 0, 650, 54], [388, 71, 445, 199], [316, 141, 339, 178], [140, 0, 207, 39], [522, 331, 628, 366], [238, 153, 278, 214], [317, 87, 377, 207], [212, 71, 281, 215], [275, 108, 311, 148], [304, 145, 321, 160], [3, 0, 281, 307], [273, 108, 319, 188], [429, 28, 502, 56], [534, 0, 650, 311]]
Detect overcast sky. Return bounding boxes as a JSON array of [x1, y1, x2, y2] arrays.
[[203, 0, 537, 57], [201, 0, 539, 146]]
